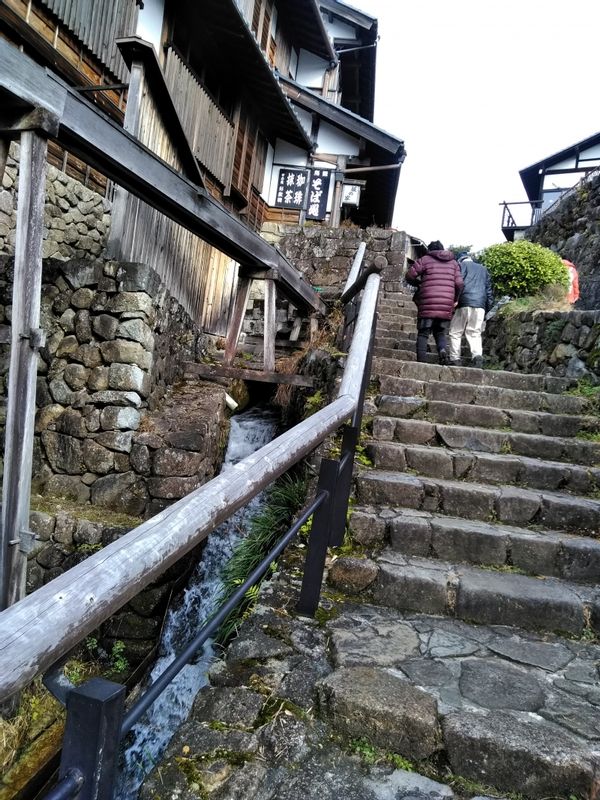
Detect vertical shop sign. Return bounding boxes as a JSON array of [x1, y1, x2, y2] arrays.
[[306, 169, 331, 220], [275, 169, 309, 209]]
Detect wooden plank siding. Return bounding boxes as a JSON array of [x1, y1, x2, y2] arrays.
[[38, 0, 140, 82], [115, 61, 238, 334], [163, 47, 235, 189]]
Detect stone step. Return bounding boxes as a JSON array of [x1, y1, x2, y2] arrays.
[[378, 300, 416, 311], [371, 416, 600, 466], [315, 601, 599, 799], [375, 324, 418, 336], [350, 506, 600, 581], [355, 470, 600, 533], [376, 334, 418, 346], [378, 374, 590, 415], [376, 394, 600, 437], [374, 357, 572, 393], [368, 439, 600, 497], [369, 550, 599, 637]]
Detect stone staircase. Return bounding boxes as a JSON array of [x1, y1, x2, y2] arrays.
[[329, 288, 600, 797], [140, 286, 600, 800]]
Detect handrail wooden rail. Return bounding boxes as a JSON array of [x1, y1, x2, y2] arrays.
[[0, 272, 380, 701]]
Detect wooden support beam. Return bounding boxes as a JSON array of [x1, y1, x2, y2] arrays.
[[263, 278, 277, 373], [106, 58, 144, 261], [0, 138, 9, 185], [223, 275, 252, 366], [185, 362, 313, 387], [0, 130, 47, 610]]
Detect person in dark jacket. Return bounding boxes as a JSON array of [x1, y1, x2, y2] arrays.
[[405, 241, 463, 364], [448, 252, 494, 367]]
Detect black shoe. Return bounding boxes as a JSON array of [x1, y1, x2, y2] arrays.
[[439, 349, 449, 366], [472, 355, 483, 368], [449, 358, 462, 367]]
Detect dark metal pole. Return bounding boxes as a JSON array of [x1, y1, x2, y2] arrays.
[[59, 678, 126, 800], [297, 458, 340, 616]]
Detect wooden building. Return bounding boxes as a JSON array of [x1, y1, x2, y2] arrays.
[[501, 131, 600, 242], [0, 0, 404, 328]]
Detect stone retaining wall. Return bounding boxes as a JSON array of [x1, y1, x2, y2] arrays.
[[484, 307, 600, 380], [0, 256, 226, 517], [525, 171, 600, 310], [0, 141, 110, 260], [264, 223, 409, 298], [26, 507, 198, 667]]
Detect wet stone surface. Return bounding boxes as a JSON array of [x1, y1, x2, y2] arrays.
[[141, 571, 599, 800]]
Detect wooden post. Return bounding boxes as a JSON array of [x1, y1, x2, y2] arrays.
[[263, 277, 277, 372], [223, 273, 252, 365], [1, 130, 48, 610], [0, 137, 10, 184], [330, 155, 347, 229], [106, 59, 144, 260]]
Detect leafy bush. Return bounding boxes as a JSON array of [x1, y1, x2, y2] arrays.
[[479, 240, 568, 297]]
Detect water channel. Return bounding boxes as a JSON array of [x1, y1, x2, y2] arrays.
[[116, 405, 280, 799]]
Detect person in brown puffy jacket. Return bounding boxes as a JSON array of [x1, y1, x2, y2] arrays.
[[405, 241, 464, 364]]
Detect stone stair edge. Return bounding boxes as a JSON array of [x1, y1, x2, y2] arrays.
[[376, 375, 589, 414], [366, 438, 600, 498], [354, 549, 600, 638], [348, 504, 600, 583], [370, 416, 600, 466], [373, 357, 573, 394], [355, 469, 600, 534], [374, 394, 600, 437]]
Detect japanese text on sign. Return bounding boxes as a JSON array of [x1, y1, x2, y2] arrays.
[[306, 169, 331, 220], [275, 169, 309, 209]]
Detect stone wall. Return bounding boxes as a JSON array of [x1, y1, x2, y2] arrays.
[[26, 506, 198, 667], [0, 256, 227, 518], [0, 141, 110, 260], [484, 307, 600, 380], [264, 223, 408, 299], [526, 171, 600, 309], [243, 224, 409, 345]]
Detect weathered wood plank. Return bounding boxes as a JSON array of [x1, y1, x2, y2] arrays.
[[223, 274, 251, 366], [0, 395, 353, 700], [184, 361, 313, 387], [0, 131, 47, 610], [263, 278, 276, 373]]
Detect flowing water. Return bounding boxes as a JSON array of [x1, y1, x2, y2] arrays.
[[116, 405, 279, 799]]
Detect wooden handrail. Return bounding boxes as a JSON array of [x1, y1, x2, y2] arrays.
[[0, 271, 380, 701]]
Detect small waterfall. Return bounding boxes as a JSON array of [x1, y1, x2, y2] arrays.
[[116, 406, 279, 799]]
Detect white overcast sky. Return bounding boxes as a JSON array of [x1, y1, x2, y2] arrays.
[[354, 0, 600, 251]]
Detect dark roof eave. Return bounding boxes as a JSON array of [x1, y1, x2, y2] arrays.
[[519, 130, 600, 201], [319, 0, 377, 33], [209, 0, 312, 151], [279, 75, 403, 157]]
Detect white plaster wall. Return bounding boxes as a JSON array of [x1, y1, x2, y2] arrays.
[[315, 121, 360, 157], [294, 107, 313, 137], [296, 49, 328, 88]]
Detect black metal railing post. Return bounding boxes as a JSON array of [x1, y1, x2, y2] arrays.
[[329, 312, 377, 547], [58, 677, 126, 800], [297, 458, 340, 616]]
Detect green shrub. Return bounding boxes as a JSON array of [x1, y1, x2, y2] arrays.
[[479, 240, 568, 297]]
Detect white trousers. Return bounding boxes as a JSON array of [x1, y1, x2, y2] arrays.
[[448, 306, 485, 359]]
